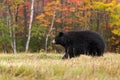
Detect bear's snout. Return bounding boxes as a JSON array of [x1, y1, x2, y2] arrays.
[[52, 39, 56, 44]]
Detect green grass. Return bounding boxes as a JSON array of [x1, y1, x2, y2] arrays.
[[0, 53, 120, 80]]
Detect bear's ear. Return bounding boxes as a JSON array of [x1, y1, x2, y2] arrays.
[[58, 32, 64, 37]]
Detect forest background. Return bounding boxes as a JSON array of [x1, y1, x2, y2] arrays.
[[0, 0, 120, 53]]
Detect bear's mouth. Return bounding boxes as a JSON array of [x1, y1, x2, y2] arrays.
[[52, 39, 56, 44]]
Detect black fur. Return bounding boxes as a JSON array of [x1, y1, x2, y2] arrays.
[[52, 30, 105, 59]]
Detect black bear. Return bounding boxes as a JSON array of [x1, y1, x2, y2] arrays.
[[52, 30, 105, 59]]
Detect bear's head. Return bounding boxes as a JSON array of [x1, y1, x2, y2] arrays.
[[52, 32, 70, 46]]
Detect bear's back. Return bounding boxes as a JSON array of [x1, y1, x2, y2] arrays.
[[66, 30, 105, 47], [67, 30, 101, 40]]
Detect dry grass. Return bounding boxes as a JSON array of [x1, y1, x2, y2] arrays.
[[0, 53, 120, 80]]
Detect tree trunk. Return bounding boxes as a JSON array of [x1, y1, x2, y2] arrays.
[[25, 0, 34, 53], [6, 5, 17, 53], [23, 4, 27, 50], [45, 11, 56, 53], [12, 4, 19, 54], [13, 26, 17, 53]]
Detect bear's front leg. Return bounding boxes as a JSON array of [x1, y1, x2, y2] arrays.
[[62, 47, 74, 59], [62, 48, 69, 59], [62, 53, 69, 59]]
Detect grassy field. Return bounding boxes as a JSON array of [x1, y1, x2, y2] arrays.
[[0, 53, 119, 80]]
